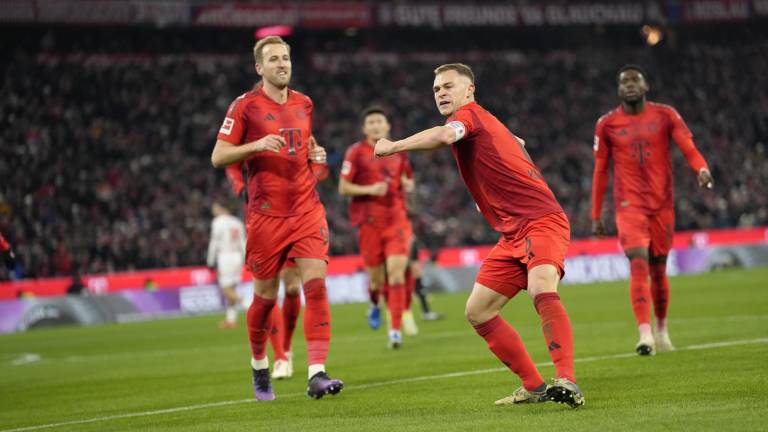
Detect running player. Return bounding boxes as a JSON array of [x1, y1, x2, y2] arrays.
[[226, 163, 304, 380], [591, 64, 713, 355], [339, 107, 417, 348], [211, 36, 342, 400], [374, 63, 583, 408]]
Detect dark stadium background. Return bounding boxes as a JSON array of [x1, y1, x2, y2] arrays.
[[1, 1, 766, 279]]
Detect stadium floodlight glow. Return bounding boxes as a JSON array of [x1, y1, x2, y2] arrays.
[[641, 25, 663, 46], [255, 25, 293, 39]]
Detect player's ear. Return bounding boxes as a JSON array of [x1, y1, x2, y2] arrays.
[[467, 83, 476, 100], [255, 63, 263, 76]]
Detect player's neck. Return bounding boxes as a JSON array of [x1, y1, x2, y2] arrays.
[[622, 98, 645, 115], [365, 138, 377, 146], [262, 82, 289, 104]]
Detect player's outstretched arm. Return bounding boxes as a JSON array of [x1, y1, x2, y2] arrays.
[[374, 126, 456, 157], [338, 178, 387, 197], [210, 135, 285, 168]]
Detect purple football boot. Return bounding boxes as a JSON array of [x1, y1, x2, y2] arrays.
[[252, 368, 275, 401], [306, 371, 344, 399]]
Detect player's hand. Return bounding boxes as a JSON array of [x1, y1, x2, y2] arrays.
[[401, 174, 415, 193], [698, 169, 714, 190], [374, 138, 397, 157], [308, 136, 327, 164], [591, 219, 607, 238], [250, 135, 285, 153], [369, 182, 388, 196]]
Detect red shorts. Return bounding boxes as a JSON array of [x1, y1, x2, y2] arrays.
[[358, 219, 413, 267], [615, 208, 675, 257], [245, 205, 329, 280], [476, 212, 570, 299]]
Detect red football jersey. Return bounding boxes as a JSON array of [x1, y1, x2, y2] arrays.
[[592, 102, 709, 218], [341, 140, 412, 227], [217, 86, 323, 217], [446, 102, 563, 237]]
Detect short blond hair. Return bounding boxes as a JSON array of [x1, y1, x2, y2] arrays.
[[434, 63, 475, 84], [253, 36, 291, 64]]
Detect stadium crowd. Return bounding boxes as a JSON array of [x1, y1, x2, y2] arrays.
[[1, 29, 766, 279]]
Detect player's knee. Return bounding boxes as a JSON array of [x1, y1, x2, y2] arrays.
[[284, 283, 301, 296], [387, 272, 405, 285], [625, 248, 649, 261], [465, 300, 489, 326]]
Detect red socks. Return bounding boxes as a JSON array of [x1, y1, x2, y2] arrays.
[[282, 293, 301, 352], [303, 278, 331, 365], [534, 293, 575, 382], [630, 257, 652, 326], [269, 304, 287, 361], [387, 283, 406, 331], [246, 294, 276, 361], [473, 315, 544, 391], [650, 262, 670, 329]]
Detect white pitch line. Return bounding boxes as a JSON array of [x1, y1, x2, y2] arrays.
[[2, 337, 766, 432], [7, 313, 767, 366]]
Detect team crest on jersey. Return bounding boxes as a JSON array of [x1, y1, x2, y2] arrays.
[[219, 117, 235, 135]]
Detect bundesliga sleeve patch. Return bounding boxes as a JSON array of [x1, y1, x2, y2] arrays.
[[219, 117, 235, 135], [593, 135, 600, 152], [341, 160, 352, 176], [447, 121, 466, 142]]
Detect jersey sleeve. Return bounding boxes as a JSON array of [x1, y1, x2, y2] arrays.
[[217, 96, 247, 145], [402, 155, 414, 179], [591, 117, 611, 220], [445, 108, 478, 143], [666, 106, 709, 172], [340, 146, 358, 181]]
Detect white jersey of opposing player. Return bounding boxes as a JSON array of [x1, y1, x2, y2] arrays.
[[207, 214, 246, 287]]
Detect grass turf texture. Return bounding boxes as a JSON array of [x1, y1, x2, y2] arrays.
[[1, 268, 767, 431]]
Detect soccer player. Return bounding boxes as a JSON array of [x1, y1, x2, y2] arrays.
[[591, 65, 713, 356], [374, 63, 583, 408], [206, 201, 246, 329], [226, 163, 306, 380], [339, 107, 418, 348], [210, 35, 342, 400]]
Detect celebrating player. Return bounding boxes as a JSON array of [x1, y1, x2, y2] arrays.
[[339, 107, 418, 348], [374, 63, 583, 408], [591, 65, 713, 355], [210, 36, 342, 400]]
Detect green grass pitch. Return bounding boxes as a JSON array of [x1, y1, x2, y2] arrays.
[[1, 268, 767, 431]]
